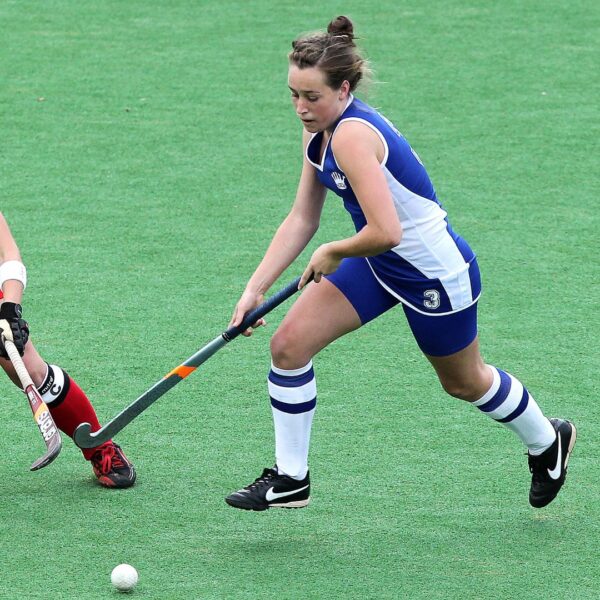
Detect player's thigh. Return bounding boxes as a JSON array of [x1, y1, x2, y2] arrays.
[[271, 277, 361, 364], [272, 257, 399, 365]]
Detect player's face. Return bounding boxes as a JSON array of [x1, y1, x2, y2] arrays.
[[288, 65, 350, 133]]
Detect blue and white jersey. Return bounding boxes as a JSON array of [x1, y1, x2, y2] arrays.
[[305, 96, 481, 315]]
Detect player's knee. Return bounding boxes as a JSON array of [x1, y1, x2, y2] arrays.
[[270, 323, 311, 369], [270, 328, 296, 367], [439, 377, 480, 402]]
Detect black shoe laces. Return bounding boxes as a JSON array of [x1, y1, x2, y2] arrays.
[[528, 450, 553, 482], [245, 468, 277, 491]]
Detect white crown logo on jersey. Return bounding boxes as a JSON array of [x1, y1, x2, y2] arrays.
[[331, 172, 347, 190]]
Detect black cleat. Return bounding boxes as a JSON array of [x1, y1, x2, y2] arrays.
[[225, 466, 310, 511], [90, 442, 137, 489], [528, 418, 576, 508]]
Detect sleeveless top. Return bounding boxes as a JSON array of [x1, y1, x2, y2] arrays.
[[305, 96, 481, 315]]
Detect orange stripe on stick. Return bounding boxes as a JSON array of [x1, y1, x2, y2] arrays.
[[166, 365, 196, 379]]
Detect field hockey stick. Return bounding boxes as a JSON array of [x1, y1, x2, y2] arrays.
[[74, 275, 306, 448], [2, 336, 62, 471]]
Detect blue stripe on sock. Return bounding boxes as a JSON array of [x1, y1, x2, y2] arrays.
[[497, 389, 529, 423], [477, 369, 511, 413], [268, 367, 315, 388], [270, 397, 316, 414]]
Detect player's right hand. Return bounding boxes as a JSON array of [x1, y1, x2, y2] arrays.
[[229, 290, 266, 337], [0, 302, 29, 357]]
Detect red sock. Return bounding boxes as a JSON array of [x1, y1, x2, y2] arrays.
[[44, 371, 109, 460]]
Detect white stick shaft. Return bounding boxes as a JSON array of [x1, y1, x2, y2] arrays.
[[3, 338, 34, 389]]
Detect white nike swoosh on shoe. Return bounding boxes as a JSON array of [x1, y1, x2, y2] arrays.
[[547, 432, 563, 480], [266, 485, 309, 502]]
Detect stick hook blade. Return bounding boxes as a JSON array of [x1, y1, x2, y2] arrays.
[[73, 422, 95, 448]]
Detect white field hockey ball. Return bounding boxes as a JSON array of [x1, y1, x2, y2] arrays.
[[111, 564, 139, 592]]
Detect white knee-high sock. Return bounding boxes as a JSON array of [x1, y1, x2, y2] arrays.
[[473, 365, 556, 454], [268, 361, 316, 479]]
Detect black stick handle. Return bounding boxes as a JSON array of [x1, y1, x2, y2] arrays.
[[222, 276, 304, 342]]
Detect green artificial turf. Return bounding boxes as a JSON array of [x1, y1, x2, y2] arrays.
[[1, 1, 598, 598]]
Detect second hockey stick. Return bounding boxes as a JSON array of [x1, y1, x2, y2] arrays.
[[3, 336, 62, 471]]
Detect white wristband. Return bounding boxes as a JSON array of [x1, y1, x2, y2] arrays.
[[0, 260, 27, 290]]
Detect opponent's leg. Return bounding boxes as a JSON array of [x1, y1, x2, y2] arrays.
[[1, 340, 136, 488]]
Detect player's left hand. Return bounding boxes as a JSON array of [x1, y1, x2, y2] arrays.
[[299, 243, 343, 288], [229, 289, 266, 337], [0, 302, 29, 358]]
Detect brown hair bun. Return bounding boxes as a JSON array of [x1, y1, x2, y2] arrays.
[[327, 15, 355, 41]]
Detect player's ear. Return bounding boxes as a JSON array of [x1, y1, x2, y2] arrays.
[[339, 80, 350, 100]]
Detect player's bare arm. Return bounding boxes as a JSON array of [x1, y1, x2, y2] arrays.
[[232, 130, 326, 333], [0, 212, 25, 304]]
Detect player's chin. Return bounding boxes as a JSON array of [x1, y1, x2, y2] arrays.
[[301, 120, 320, 132]]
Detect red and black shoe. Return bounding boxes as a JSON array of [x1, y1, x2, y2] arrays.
[[90, 442, 136, 489]]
